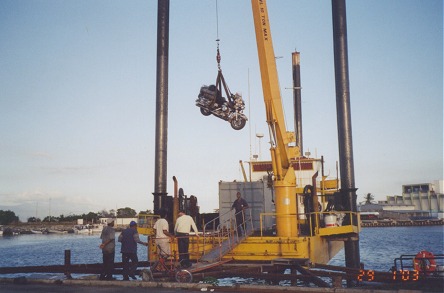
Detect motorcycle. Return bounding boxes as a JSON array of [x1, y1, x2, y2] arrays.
[[195, 84, 248, 130]]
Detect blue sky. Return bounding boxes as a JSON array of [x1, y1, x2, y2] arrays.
[[0, 0, 442, 220]]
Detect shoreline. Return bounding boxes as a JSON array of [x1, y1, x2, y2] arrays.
[[360, 219, 443, 228], [2, 219, 443, 235], [0, 222, 124, 235]]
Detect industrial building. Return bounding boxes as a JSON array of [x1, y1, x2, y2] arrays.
[[359, 180, 444, 220]]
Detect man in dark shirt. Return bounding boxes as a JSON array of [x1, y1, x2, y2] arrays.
[[118, 221, 148, 280], [231, 191, 249, 236]]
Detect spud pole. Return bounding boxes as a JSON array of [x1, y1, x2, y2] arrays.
[[331, 0, 360, 286]]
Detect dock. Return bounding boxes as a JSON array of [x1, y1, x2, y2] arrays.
[[1, 250, 442, 293], [360, 219, 444, 227], [0, 277, 437, 293]]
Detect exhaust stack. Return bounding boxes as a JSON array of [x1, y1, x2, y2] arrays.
[[292, 51, 303, 155]]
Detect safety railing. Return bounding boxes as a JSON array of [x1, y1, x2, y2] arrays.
[[202, 209, 233, 236], [149, 236, 178, 268], [232, 208, 254, 239], [200, 208, 253, 262], [149, 234, 202, 266], [393, 253, 444, 276], [258, 210, 360, 237], [149, 209, 255, 264]]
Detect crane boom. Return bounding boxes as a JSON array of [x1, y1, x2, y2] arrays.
[[251, 0, 300, 237]]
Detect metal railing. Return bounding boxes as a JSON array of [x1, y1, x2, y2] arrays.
[[149, 235, 202, 265], [232, 208, 254, 239], [258, 210, 360, 237], [393, 253, 444, 275], [200, 208, 253, 261]]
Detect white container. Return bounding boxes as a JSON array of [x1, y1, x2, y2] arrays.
[[219, 178, 275, 231], [324, 214, 337, 227]]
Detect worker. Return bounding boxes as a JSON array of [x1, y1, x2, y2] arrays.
[[99, 218, 115, 280], [153, 209, 174, 257], [174, 210, 199, 268], [231, 191, 249, 236], [118, 221, 148, 280]]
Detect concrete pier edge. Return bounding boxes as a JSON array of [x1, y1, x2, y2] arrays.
[[0, 277, 426, 293]]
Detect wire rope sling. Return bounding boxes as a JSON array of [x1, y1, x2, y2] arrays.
[[195, 1, 247, 130]]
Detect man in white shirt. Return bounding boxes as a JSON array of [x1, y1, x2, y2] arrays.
[[174, 210, 199, 268], [153, 209, 173, 257]]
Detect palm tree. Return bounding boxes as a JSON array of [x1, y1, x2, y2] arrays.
[[363, 193, 375, 205]]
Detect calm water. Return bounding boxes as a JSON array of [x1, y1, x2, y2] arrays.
[[0, 233, 149, 268], [0, 226, 443, 277], [329, 226, 443, 271]]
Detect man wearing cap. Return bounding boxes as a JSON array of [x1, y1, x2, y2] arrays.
[[118, 221, 148, 281], [174, 210, 199, 268], [99, 218, 115, 280]]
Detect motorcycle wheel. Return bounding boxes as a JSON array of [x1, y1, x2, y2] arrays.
[[230, 117, 246, 130], [200, 107, 211, 116]]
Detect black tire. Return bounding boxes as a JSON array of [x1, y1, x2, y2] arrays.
[[200, 107, 211, 116], [175, 269, 192, 283], [230, 117, 246, 130]]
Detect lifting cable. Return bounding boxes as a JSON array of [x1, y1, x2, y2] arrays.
[[214, 0, 233, 103], [216, 0, 221, 70]]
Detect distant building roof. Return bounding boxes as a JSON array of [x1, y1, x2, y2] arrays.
[[359, 202, 416, 212], [358, 203, 382, 212]]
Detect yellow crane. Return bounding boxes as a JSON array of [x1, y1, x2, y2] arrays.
[[251, 0, 300, 238]]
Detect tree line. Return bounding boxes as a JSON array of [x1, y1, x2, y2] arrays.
[[0, 207, 152, 225]]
